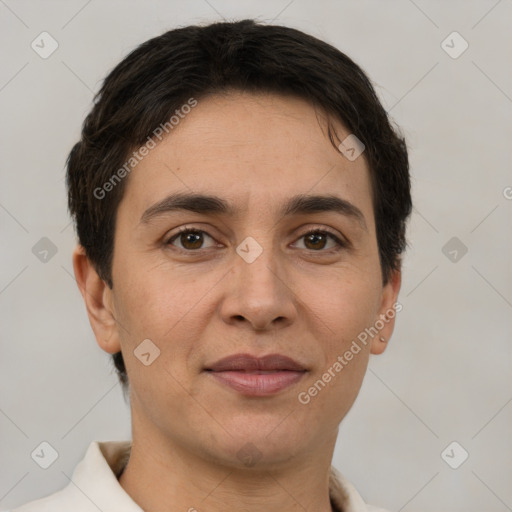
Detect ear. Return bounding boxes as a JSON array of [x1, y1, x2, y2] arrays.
[[370, 268, 402, 355], [72, 245, 121, 355]]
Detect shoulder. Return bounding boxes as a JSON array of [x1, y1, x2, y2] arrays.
[[329, 465, 393, 512], [6, 440, 134, 512], [5, 477, 103, 512], [6, 488, 77, 512]]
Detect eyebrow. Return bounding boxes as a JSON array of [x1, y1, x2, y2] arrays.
[[140, 192, 367, 231]]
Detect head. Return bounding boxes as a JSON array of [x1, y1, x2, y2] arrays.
[[68, 19, 411, 467]]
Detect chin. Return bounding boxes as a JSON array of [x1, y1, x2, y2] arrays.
[[203, 418, 309, 469]]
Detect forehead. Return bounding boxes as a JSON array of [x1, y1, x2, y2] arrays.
[[117, 91, 374, 228]]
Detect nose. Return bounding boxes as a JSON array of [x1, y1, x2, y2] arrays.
[[219, 238, 297, 332]]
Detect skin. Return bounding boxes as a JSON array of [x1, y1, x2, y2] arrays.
[[73, 90, 401, 512]]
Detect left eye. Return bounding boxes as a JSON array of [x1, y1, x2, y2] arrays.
[[166, 228, 344, 252], [292, 230, 344, 251]]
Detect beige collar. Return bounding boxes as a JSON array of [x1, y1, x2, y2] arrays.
[[11, 440, 385, 512]]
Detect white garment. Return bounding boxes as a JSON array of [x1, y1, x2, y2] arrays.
[[6, 440, 391, 512]]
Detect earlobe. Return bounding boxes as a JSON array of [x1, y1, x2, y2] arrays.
[[370, 268, 402, 355], [72, 245, 121, 355]]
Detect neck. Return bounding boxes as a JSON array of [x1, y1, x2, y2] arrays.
[[118, 427, 337, 512]]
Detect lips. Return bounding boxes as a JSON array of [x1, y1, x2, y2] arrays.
[[205, 353, 306, 372], [204, 353, 307, 396]]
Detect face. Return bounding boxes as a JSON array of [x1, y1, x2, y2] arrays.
[[77, 91, 400, 470]]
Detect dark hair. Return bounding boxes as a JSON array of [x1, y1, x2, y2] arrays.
[[66, 19, 412, 394]]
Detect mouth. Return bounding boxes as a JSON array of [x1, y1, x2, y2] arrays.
[[204, 353, 307, 396]]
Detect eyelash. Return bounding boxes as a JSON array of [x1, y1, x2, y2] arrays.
[[165, 226, 347, 253]]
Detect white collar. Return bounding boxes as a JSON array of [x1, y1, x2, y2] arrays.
[[11, 440, 388, 512]]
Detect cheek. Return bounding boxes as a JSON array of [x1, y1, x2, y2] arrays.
[[298, 294, 374, 429], [301, 269, 379, 416], [112, 261, 215, 375], [302, 267, 380, 341], [112, 251, 188, 330]]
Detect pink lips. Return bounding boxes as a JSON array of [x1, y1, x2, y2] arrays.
[[204, 353, 307, 397]]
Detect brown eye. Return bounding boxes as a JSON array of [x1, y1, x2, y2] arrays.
[[304, 231, 328, 250], [167, 229, 215, 250], [166, 228, 345, 253], [294, 230, 345, 251]]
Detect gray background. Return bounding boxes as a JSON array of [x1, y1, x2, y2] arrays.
[[1, 1, 511, 511]]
